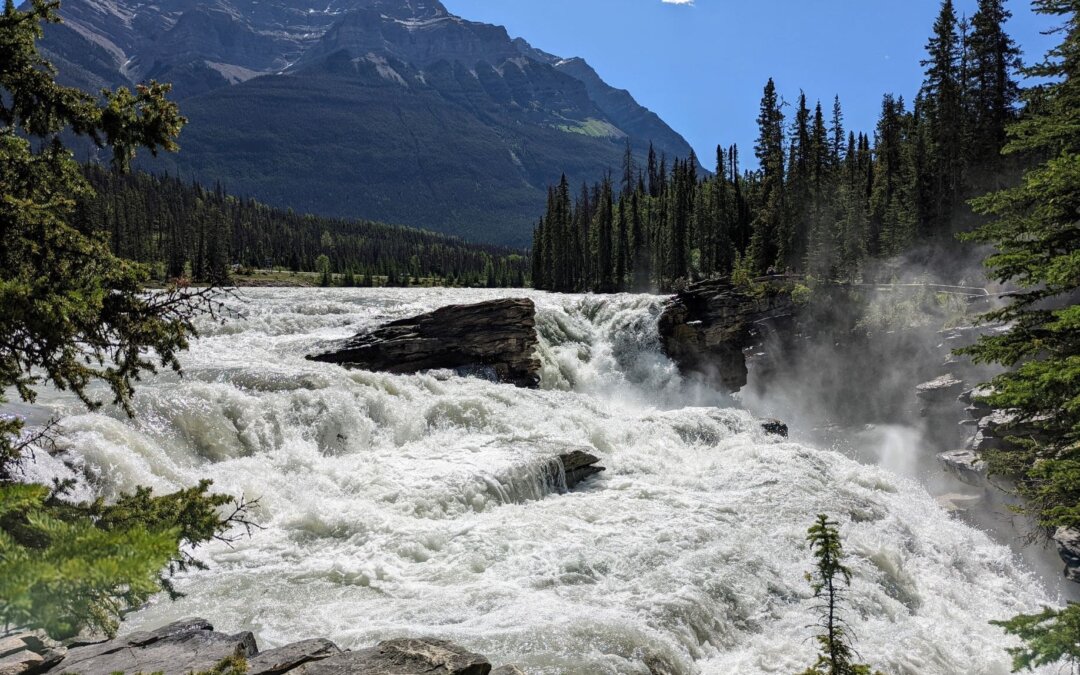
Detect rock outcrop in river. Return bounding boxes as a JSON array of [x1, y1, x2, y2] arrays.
[[309, 298, 540, 387], [657, 279, 797, 391], [22, 618, 513, 675]]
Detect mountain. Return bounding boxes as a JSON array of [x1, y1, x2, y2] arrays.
[[38, 0, 701, 245]]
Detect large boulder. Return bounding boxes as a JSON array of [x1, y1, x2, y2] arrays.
[[309, 298, 540, 387], [293, 638, 490, 675], [0, 631, 64, 675], [657, 279, 796, 391], [47, 618, 257, 675], [247, 638, 341, 675], [937, 449, 987, 487], [42, 620, 499, 675], [916, 375, 965, 404]]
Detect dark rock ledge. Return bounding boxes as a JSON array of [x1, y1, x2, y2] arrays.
[[0, 618, 523, 675], [308, 298, 541, 388], [558, 449, 605, 489], [658, 279, 796, 392]]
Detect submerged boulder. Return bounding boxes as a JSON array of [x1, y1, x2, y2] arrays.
[[558, 449, 605, 489], [309, 298, 541, 387], [760, 419, 789, 437], [658, 279, 796, 391]]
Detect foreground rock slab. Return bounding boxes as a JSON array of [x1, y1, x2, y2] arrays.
[[0, 631, 64, 675], [40, 618, 518, 675], [294, 638, 490, 675], [309, 298, 541, 387], [248, 638, 341, 675], [47, 619, 256, 675]]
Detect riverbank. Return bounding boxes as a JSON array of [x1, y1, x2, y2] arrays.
[[4, 617, 521, 674]]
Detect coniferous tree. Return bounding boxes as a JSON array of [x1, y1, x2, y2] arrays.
[[966, 0, 1023, 177], [800, 516, 882, 675], [750, 78, 786, 274], [921, 0, 966, 238]]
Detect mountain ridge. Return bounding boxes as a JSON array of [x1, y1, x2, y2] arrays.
[[38, 0, 701, 245]]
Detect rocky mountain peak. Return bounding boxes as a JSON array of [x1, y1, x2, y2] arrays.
[[38, 0, 701, 245]]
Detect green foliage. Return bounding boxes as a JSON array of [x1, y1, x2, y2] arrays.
[[0, 0, 249, 640], [791, 283, 813, 307], [0, 481, 245, 639], [961, 3, 1080, 669], [799, 515, 881, 675], [957, 0, 1080, 532], [194, 654, 248, 675], [992, 604, 1080, 672]]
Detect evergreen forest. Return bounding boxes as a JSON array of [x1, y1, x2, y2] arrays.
[[532, 0, 1026, 292]]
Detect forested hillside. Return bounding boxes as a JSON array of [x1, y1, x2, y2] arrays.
[[532, 0, 1024, 292], [78, 167, 529, 287]]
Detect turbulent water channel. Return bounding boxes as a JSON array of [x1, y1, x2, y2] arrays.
[[24, 288, 1070, 674]]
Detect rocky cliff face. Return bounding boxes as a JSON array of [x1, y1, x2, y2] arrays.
[[39, 0, 699, 245], [658, 279, 798, 392]]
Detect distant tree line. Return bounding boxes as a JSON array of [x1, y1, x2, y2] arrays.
[[77, 166, 529, 287], [532, 0, 1024, 292]]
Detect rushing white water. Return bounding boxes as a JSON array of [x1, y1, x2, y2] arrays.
[[25, 288, 1065, 674]]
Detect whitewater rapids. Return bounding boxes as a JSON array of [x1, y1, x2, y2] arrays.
[[26, 288, 1061, 674]]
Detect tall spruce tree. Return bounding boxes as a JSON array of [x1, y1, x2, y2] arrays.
[[921, 0, 966, 238], [966, 0, 1023, 179], [750, 78, 787, 274], [800, 516, 882, 675]]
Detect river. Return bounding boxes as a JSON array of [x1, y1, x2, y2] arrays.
[[23, 287, 1067, 674]]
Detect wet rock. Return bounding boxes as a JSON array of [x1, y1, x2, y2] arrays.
[[916, 375, 965, 402], [938, 449, 987, 486], [294, 638, 490, 675], [309, 298, 540, 388], [760, 419, 788, 437], [47, 618, 257, 675], [491, 667, 526, 675], [658, 279, 796, 391], [248, 638, 340, 675], [0, 631, 65, 675], [959, 386, 994, 415], [558, 450, 605, 489], [935, 492, 984, 513], [1055, 527, 1080, 583]]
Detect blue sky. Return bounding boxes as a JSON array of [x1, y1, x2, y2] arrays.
[[441, 0, 1060, 167]]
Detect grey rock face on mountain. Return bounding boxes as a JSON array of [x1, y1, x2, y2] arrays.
[[39, 0, 699, 245]]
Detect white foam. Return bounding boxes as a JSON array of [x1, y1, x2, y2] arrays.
[[26, 288, 1059, 674]]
